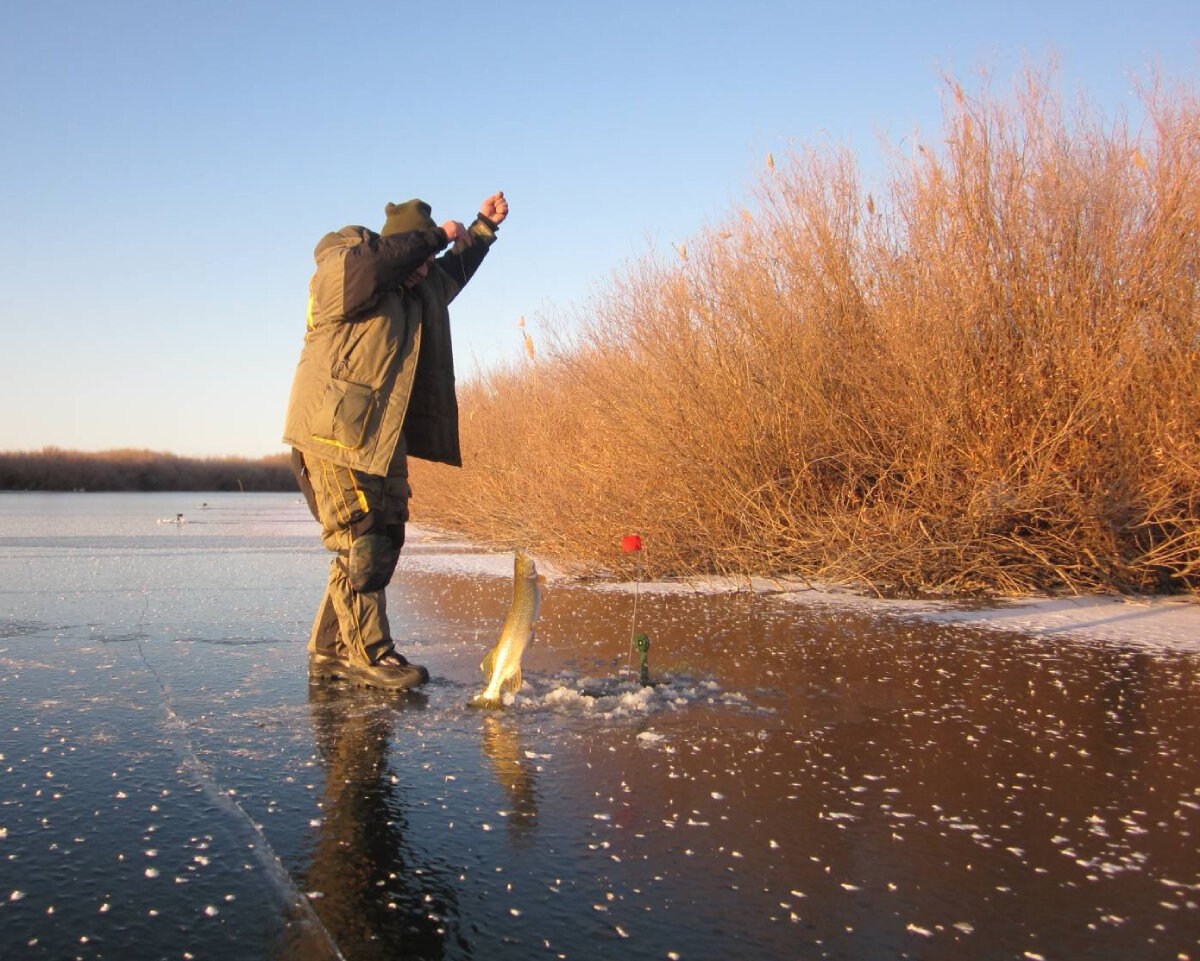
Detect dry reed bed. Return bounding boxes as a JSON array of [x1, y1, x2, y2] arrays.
[[412, 72, 1200, 596]]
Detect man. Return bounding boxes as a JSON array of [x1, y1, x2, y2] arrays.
[[283, 191, 508, 690]]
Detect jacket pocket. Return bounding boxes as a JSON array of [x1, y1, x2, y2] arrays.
[[311, 378, 376, 450]]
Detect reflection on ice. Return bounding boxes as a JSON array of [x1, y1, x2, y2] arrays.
[[295, 683, 456, 960], [480, 716, 539, 844]]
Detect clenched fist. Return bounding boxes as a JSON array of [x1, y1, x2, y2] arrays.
[[480, 191, 509, 226]]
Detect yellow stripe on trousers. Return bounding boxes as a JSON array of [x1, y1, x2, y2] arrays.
[[322, 459, 350, 527], [317, 458, 370, 527]]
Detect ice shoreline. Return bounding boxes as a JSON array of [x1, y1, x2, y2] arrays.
[[403, 526, 1200, 655]]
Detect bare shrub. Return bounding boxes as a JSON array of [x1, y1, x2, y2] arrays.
[[412, 68, 1200, 596]]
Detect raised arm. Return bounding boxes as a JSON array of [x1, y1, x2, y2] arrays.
[[338, 227, 448, 317], [435, 191, 509, 296]]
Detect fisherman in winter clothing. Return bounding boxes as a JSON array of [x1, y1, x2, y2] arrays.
[[284, 192, 508, 689]]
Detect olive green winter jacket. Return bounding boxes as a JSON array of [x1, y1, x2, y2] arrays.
[[282, 217, 496, 474]]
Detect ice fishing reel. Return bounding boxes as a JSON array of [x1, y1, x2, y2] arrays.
[[635, 633, 652, 686]]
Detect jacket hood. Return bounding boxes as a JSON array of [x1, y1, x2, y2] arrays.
[[313, 225, 374, 260]]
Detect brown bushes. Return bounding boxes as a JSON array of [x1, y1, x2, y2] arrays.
[[411, 70, 1200, 596]]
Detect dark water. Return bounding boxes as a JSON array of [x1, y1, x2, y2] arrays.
[[0, 493, 1196, 960]]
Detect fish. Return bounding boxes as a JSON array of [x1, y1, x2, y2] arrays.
[[469, 548, 542, 709]]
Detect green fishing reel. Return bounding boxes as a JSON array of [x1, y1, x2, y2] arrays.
[[635, 633, 651, 686]]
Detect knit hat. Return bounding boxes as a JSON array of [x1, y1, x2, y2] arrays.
[[381, 199, 437, 236]]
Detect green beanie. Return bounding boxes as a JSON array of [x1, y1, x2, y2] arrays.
[[381, 199, 437, 236]]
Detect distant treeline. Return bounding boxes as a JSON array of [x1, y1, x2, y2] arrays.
[[0, 447, 296, 492]]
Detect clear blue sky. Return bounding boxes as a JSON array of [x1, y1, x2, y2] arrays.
[[1, 0, 1195, 457]]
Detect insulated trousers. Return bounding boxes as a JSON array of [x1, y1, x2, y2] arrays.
[[292, 444, 410, 665]]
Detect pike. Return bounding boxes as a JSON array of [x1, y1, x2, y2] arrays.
[[469, 548, 543, 709]]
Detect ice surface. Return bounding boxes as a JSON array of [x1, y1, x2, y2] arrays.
[[0, 493, 1197, 961]]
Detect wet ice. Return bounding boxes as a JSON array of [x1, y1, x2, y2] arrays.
[[1, 493, 1199, 960]]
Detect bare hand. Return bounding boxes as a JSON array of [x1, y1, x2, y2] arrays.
[[480, 191, 508, 225], [441, 220, 468, 248]]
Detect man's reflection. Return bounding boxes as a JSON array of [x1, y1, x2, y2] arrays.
[[293, 684, 459, 961], [479, 716, 539, 845]]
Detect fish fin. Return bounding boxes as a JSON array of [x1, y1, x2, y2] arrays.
[[537, 575, 547, 587], [501, 664, 523, 694], [480, 646, 497, 679]]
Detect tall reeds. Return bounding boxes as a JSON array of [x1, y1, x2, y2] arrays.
[[411, 70, 1200, 595]]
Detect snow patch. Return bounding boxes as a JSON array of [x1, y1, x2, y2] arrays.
[[494, 672, 757, 718]]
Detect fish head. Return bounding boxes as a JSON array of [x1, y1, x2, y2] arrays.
[[514, 547, 538, 580]]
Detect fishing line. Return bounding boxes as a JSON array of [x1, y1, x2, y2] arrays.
[[626, 551, 643, 678], [131, 591, 345, 960]]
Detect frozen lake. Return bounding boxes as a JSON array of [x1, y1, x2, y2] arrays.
[[0, 492, 1197, 960]]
